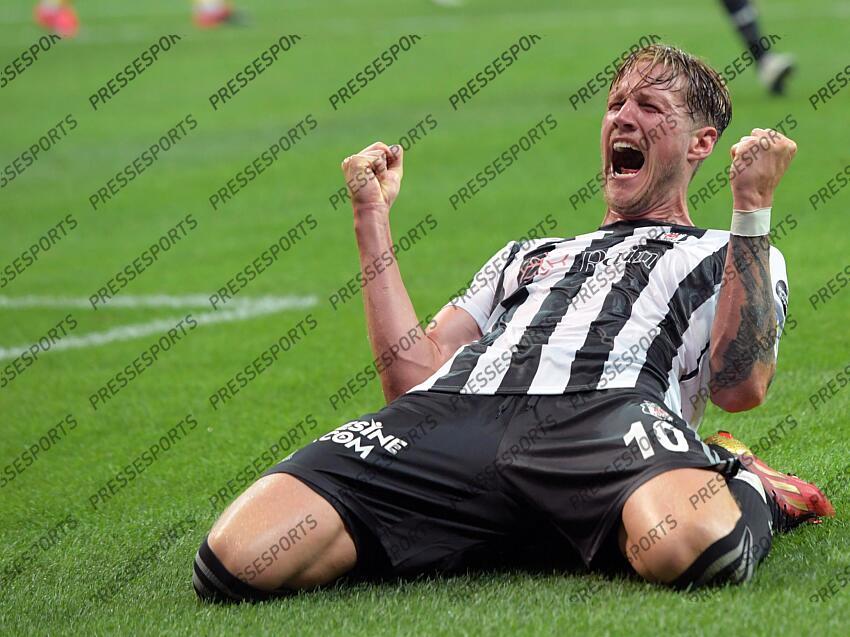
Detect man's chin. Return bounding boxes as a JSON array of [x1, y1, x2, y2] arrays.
[[603, 191, 650, 218]]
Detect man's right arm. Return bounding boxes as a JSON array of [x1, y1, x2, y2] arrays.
[[342, 142, 481, 403]]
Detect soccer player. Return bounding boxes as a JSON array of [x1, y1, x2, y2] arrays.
[[194, 44, 833, 602], [33, 0, 238, 34], [34, 0, 79, 38], [193, 0, 239, 28], [718, 0, 795, 94]]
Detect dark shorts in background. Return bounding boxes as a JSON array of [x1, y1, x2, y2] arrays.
[[264, 389, 736, 578]]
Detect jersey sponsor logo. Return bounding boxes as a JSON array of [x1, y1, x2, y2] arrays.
[[517, 254, 546, 285], [640, 400, 673, 422], [318, 419, 409, 460], [775, 280, 788, 320], [774, 280, 789, 336], [658, 231, 689, 243], [578, 245, 660, 273], [516, 245, 556, 286]]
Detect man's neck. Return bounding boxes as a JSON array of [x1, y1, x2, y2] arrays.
[[600, 206, 695, 228]]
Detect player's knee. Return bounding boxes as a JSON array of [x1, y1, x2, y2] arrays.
[[193, 535, 284, 604], [632, 515, 736, 585], [676, 515, 762, 590], [640, 514, 757, 591], [205, 526, 237, 575], [631, 527, 700, 584]]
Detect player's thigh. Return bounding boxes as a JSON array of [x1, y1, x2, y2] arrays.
[[620, 467, 741, 583], [208, 473, 356, 590], [496, 392, 735, 566], [270, 392, 526, 577]]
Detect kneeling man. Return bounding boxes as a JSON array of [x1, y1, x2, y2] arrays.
[[194, 44, 833, 602]]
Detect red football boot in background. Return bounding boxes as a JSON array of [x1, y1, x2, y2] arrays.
[[34, 1, 79, 38]]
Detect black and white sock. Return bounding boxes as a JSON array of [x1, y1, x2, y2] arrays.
[[719, 0, 770, 63], [711, 443, 773, 562], [671, 444, 775, 589]]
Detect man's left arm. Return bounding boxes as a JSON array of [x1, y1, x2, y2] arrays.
[[709, 128, 797, 412]]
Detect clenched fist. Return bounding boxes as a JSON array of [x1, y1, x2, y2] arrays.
[[340, 142, 404, 216], [729, 128, 797, 211]]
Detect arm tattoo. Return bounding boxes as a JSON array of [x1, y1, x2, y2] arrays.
[[712, 236, 776, 389]]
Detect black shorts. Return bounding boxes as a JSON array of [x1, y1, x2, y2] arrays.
[[264, 389, 735, 578]]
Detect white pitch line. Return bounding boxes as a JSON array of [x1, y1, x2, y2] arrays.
[[0, 294, 305, 309], [0, 295, 317, 360]]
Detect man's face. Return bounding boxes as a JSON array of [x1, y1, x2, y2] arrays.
[[601, 63, 694, 216]]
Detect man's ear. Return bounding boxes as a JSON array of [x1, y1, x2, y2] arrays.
[[687, 126, 718, 163]]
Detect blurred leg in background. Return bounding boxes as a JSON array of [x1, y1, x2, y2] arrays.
[[718, 0, 795, 94], [34, 0, 79, 38], [193, 0, 242, 28], [34, 1, 243, 36]]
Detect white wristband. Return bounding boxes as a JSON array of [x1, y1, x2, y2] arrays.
[[730, 207, 771, 237]]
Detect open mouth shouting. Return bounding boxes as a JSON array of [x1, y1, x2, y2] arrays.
[[610, 141, 645, 179]]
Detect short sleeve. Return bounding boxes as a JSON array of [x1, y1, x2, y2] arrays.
[[445, 241, 517, 332], [770, 246, 789, 359]]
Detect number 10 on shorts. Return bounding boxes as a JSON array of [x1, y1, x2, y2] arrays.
[[623, 420, 689, 459]]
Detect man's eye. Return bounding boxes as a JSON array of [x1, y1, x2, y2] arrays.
[[608, 102, 623, 111], [641, 103, 660, 112]]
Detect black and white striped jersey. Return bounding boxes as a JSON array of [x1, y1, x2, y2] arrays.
[[410, 219, 789, 430]]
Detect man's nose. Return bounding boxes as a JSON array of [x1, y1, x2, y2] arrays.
[[612, 100, 640, 130]]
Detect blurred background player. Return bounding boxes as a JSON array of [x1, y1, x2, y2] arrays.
[[718, 0, 795, 94], [34, 0, 239, 37], [34, 0, 78, 38], [429, 0, 794, 95], [193, 0, 240, 28]]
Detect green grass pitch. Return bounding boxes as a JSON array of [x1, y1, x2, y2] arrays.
[[1, 0, 848, 634]]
